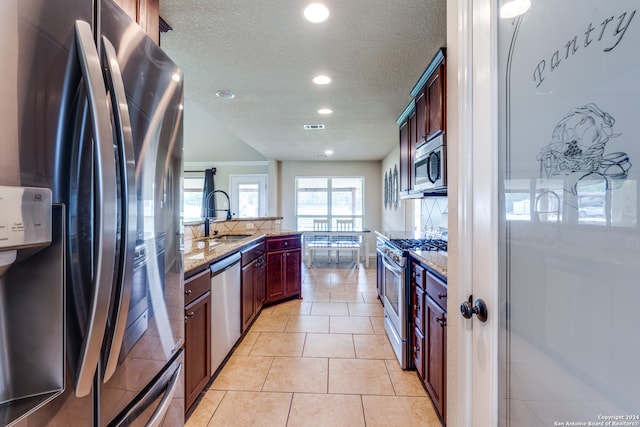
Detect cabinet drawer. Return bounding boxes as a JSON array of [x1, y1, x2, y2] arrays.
[[242, 241, 265, 265], [184, 269, 210, 305], [266, 235, 301, 252], [426, 271, 447, 310], [411, 262, 426, 288]]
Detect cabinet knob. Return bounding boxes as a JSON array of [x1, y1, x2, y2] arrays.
[[184, 289, 192, 296], [284, 242, 288, 246], [436, 316, 447, 327], [185, 311, 195, 319], [438, 293, 446, 299]]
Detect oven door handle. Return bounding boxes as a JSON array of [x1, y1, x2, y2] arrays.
[[381, 253, 404, 275]]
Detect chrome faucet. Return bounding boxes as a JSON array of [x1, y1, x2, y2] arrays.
[[204, 190, 232, 221]]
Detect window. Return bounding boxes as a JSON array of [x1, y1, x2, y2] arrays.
[[230, 174, 268, 218], [295, 177, 364, 229], [183, 175, 204, 222]]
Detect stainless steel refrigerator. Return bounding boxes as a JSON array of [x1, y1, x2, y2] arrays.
[[0, 0, 184, 425]]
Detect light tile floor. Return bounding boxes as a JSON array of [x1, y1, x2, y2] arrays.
[[186, 260, 442, 426]]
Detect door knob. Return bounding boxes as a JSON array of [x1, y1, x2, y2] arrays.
[[460, 295, 488, 322]]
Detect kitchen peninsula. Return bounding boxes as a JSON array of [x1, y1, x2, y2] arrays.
[[182, 217, 302, 412]]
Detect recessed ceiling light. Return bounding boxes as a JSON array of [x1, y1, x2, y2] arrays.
[[215, 90, 235, 99], [324, 149, 334, 155], [304, 4, 329, 23], [318, 108, 333, 115], [499, 0, 531, 18], [312, 75, 331, 85]]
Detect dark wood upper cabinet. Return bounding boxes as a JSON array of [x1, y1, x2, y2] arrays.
[[113, 0, 160, 44], [415, 90, 427, 145], [426, 63, 446, 140], [399, 119, 411, 193], [397, 48, 446, 195]]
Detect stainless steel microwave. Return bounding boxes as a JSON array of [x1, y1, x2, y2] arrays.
[[414, 134, 446, 192]]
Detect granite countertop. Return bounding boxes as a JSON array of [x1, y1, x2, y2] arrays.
[[375, 230, 448, 279], [183, 230, 300, 276], [409, 250, 447, 279]]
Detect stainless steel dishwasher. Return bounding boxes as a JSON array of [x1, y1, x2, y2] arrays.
[[209, 252, 242, 374]]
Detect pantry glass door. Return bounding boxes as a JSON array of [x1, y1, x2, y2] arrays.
[[496, 0, 640, 425]]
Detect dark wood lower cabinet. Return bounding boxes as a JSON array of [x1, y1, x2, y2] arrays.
[[284, 249, 301, 297], [183, 234, 302, 414], [410, 260, 447, 425], [241, 242, 266, 332], [413, 326, 425, 379], [266, 236, 301, 303], [184, 291, 210, 411], [426, 296, 446, 421]]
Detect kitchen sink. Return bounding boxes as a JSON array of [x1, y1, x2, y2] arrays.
[[208, 234, 252, 242]]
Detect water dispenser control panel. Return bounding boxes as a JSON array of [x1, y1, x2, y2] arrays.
[[0, 185, 52, 250]]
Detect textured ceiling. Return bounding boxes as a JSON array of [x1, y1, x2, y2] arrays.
[[159, 0, 446, 161]]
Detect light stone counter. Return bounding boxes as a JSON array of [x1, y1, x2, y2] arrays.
[[409, 250, 447, 279], [183, 230, 301, 277]]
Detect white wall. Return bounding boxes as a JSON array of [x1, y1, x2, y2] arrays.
[[380, 144, 410, 232], [279, 160, 382, 257], [182, 98, 266, 162], [184, 163, 269, 218]]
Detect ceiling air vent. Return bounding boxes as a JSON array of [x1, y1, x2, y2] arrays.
[[304, 124, 325, 130]]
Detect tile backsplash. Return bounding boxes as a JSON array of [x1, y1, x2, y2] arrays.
[[183, 217, 283, 248], [420, 196, 448, 240]]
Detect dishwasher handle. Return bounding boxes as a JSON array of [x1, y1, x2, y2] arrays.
[[210, 252, 241, 277]]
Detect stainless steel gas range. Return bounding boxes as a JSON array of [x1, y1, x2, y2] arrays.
[[376, 233, 447, 368]]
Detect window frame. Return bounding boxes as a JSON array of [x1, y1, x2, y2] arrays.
[[229, 174, 268, 218], [295, 176, 365, 230]]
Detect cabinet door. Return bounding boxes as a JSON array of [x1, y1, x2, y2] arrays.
[[241, 261, 256, 332], [426, 63, 445, 140], [413, 284, 425, 332], [399, 120, 410, 193], [112, 0, 160, 44], [284, 249, 301, 298], [413, 326, 425, 380], [415, 90, 427, 145], [426, 296, 446, 421], [266, 251, 285, 302], [184, 292, 211, 411], [255, 255, 266, 308]]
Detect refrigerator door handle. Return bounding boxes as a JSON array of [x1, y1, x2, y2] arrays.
[[101, 36, 138, 383], [69, 20, 119, 397], [145, 363, 182, 427]]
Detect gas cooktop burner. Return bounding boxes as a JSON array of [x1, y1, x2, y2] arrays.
[[389, 238, 448, 252]]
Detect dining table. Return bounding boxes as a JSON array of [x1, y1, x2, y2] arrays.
[[299, 227, 371, 268]]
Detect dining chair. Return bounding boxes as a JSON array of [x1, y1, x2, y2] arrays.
[[334, 219, 360, 267], [307, 219, 331, 266]]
